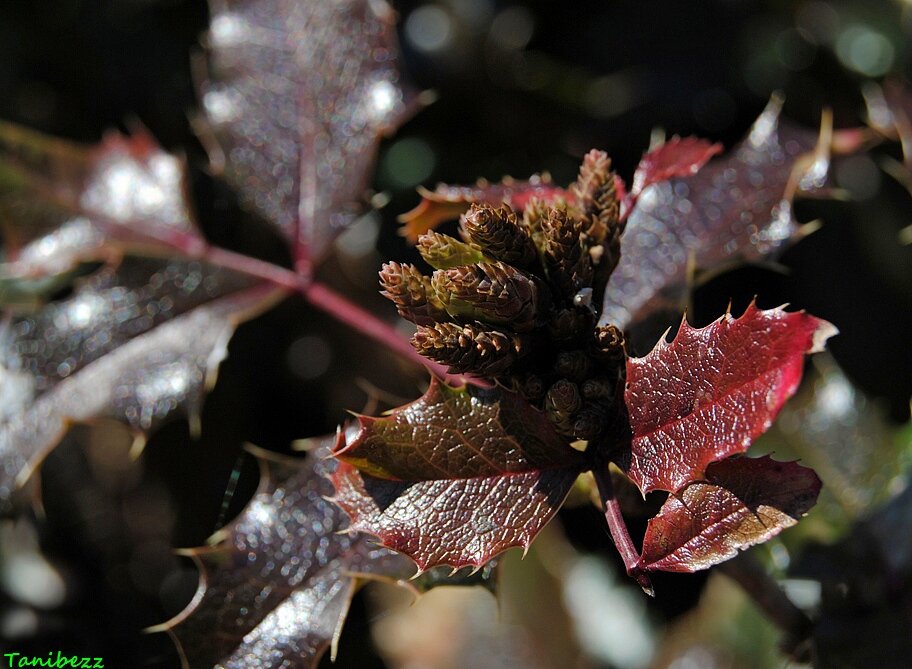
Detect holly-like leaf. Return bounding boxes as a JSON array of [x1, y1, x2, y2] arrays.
[[398, 177, 569, 243], [158, 438, 416, 669], [0, 121, 207, 281], [0, 258, 283, 508], [621, 302, 836, 495], [630, 136, 723, 198], [331, 381, 583, 570], [639, 456, 821, 573], [600, 97, 830, 331], [199, 0, 418, 272]]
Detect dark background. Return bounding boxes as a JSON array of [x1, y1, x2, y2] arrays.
[[0, 0, 910, 667]]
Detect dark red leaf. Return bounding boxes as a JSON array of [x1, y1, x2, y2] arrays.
[[630, 136, 723, 197], [331, 382, 583, 570], [199, 0, 418, 272], [159, 439, 415, 669], [621, 302, 836, 494], [398, 177, 570, 242], [639, 456, 821, 573], [600, 97, 830, 330], [0, 258, 283, 509]]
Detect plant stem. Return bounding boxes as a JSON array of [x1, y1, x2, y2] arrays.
[[718, 553, 813, 661], [594, 467, 654, 596], [203, 244, 478, 385]]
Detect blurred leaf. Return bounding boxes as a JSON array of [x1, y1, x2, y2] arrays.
[[0, 257, 283, 509], [199, 0, 418, 271], [159, 438, 416, 669], [639, 456, 820, 573], [0, 122, 207, 284], [620, 302, 835, 494], [630, 136, 722, 197]]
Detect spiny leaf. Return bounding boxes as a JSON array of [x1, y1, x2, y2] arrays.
[[399, 177, 568, 243], [639, 456, 821, 573], [331, 381, 583, 570], [0, 121, 206, 282], [159, 438, 416, 669], [621, 302, 836, 495], [600, 96, 830, 331], [199, 0, 418, 272], [630, 136, 723, 198], [0, 258, 283, 509]]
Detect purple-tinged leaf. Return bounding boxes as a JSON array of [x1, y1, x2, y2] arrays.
[[199, 0, 418, 272], [158, 438, 415, 669], [630, 136, 723, 198], [0, 122, 206, 280], [0, 258, 284, 508], [621, 302, 836, 495], [600, 96, 830, 331], [331, 382, 583, 570], [398, 176, 570, 243], [639, 456, 821, 573]]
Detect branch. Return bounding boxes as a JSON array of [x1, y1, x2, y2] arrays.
[[717, 552, 813, 662], [594, 466, 654, 595]]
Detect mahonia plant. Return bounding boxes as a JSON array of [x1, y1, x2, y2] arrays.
[[332, 147, 834, 592]]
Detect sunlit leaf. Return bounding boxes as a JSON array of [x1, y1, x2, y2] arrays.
[[639, 456, 821, 573], [159, 438, 415, 669], [331, 381, 583, 570], [200, 0, 418, 271], [621, 302, 836, 494]]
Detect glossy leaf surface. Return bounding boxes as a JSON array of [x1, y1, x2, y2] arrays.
[[200, 0, 417, 270], [639, 456, 821, 573], [0, 258, 282, 507], [622, 303, 836, 494], [332, 382, 583, 570], [162, 440, 415, 669], [600, 98, 828, 330]]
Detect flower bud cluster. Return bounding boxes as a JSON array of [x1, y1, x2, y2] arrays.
[[381, 151, 628, 441]]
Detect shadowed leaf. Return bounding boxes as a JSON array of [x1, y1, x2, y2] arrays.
[[0, 257, 283, 508], [0, 122, 206, 282], [159, 439, 416, 669], [600, 97, 829, 331], [199, 0, 418, 271], [331, 382, 583, 570], [621, 302, 836, 494], [639, 456, 821, 573]]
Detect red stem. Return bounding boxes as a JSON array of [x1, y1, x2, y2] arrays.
[[202, 244, 479, 386], [594, 467, 654, 596]]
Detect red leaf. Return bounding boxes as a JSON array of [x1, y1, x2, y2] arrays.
[[159, 439, 416, 669], [331, 382, 583, 570], [600, 97, 831, 331], [621, 302, 836, 494], [199, 0, 419, 272], [630, 136, 723, 197], [398, 177, 570, 242], [639, 456, 821, 573]]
